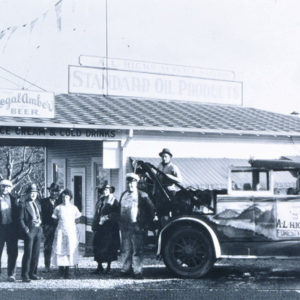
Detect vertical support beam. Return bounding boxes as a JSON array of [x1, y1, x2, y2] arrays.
[[44, 146, 48, 197], [119, 129, 133, 197]]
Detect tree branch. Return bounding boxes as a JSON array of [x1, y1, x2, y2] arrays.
[[11, 165, 33, 185], [6, 149, 14, 180]]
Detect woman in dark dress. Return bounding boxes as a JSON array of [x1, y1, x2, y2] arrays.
[[92, 185, 120, 274]]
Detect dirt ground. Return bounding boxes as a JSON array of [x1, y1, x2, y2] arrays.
[[0, 241, 165, 289], [1, 241, 300, 295]]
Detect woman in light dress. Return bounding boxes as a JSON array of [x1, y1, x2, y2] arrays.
[[51, 188, 81, 279]]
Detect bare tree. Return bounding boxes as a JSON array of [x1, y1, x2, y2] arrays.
[[0, 146, 45, 199]]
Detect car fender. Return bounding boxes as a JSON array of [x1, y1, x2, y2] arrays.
[[157, 217, 221, 259]]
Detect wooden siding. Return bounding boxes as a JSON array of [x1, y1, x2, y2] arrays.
[[111, 168, 120, 199], [46, 140, 102, 219]]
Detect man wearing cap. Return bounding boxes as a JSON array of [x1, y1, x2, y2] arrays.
[[40, 182, 60, 272], [156, 148, 182, 223], [18, 183, 43, 282], [0, 179, 19, 282], [119, 173, 155, 279]]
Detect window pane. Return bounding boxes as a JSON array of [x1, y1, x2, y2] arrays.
[[231, 171, 253, 191], [52, 159, 65, 189], [95, 163, 110, 187]]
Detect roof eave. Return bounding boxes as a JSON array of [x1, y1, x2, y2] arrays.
[[0, 121, 299, 137]]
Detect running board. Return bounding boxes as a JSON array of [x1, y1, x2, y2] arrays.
[[220, 255, 300, 259]]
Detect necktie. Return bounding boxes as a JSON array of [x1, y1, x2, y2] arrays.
[[32, 201, 40, 220]]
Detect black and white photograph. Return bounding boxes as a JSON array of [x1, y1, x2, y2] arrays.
[[1, 0, 300, 299]]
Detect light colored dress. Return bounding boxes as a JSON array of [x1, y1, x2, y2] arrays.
[[51, 203, 81, 267]]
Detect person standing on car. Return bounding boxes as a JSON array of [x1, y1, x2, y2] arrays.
[[156, 148, 182, 224], [92, 184, 120, 274], [0, 179, 19, 282], [40, 182, 60, 273], [19, 183, 43, 282], [119, 173, 155, 279]]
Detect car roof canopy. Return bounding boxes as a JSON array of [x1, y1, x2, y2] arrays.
[[249, 159, 300, 171]]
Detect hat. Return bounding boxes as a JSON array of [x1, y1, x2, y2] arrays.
[[47, 182, 60, 192], [159, 148, 173, 157], [103, 184, 115, 194], [60, 188, 73, 199], [0, 179, 13, 187], [25, 183, 38, 194], [126, 173, 140, 182]]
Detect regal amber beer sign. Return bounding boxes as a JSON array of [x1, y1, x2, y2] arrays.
[[0, 89, 55, 118]]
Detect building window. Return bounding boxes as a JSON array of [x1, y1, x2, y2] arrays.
[[51, 159, 66, 189], [92, 158, 110, 206], [95, 162, 110, 188]]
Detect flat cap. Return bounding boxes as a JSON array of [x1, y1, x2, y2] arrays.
[[126, 173, 140, 182], [0, 179, 13, 187]]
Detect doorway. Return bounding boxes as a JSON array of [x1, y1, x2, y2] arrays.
[[71, 167, 86, 243]]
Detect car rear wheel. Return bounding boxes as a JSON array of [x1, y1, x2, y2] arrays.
[[163, 226, 215, 278]]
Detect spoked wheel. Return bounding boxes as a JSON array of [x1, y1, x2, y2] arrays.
[[163, 226, 215, 278]]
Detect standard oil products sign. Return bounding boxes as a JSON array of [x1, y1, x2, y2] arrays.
[[0, 89, 55, 118], [69, 65, 243, 105]]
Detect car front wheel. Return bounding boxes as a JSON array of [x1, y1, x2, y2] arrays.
[[163, 226, 215, 278]]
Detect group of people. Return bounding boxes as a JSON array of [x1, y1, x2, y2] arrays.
[[0, 181, 81, 282], [91, 148, 182, 278], [92, 172, 157, 279], [0, 147, 182, 281]]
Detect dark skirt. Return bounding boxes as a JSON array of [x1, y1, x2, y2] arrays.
[[93, 221, 120, 263]]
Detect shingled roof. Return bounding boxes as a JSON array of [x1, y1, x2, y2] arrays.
[[1, 93, 300, 136]]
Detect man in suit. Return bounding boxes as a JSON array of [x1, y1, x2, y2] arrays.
[[18, 183, 43, 282], [119, 173, 155, 279], [0, 179, 19, 282], [40, 182, 60, 272]]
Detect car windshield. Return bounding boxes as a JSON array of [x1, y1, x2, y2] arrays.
[[273, 170, 298, 195], [231, 170, 269, 191]]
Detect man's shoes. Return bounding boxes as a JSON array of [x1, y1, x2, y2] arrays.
[[134, 273, 143, 280], [63, 267, 70, 279], [22, 277, 31, 283], [120, 270, 132, 278], [42, 267, 50, 273], [29, 275, 42, 280], [91, 269, 103, 275], [7, 276, 16, 282]]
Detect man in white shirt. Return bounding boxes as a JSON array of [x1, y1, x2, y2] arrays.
[[156, 148, 182, 225], [119, 173, 155, 279]]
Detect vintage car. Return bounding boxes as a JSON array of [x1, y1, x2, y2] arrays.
[[133, 159, 300, 278]]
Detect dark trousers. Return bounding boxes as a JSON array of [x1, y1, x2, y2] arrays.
[[0, 224, 18, 276], [121, 224, 144, 275], [43, 224, 56, 268], [21, 226, 42, 279]]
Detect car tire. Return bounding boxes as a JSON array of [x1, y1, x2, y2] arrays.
[[163, 226, 215, 278]]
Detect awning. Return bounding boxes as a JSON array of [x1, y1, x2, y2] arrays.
[[130, 157, 296, 190]]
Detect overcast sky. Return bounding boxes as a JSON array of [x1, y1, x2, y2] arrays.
[[0, 0, 300, 115]]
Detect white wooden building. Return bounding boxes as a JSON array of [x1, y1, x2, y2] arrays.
[[1, 92, 300, 250]]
